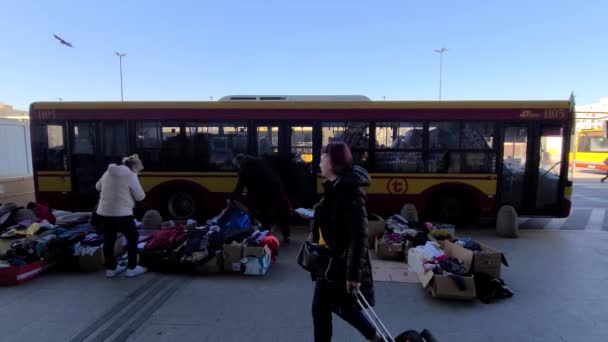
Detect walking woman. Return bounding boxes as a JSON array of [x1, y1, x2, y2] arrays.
[[95, 154, 147, 278], [310, 142, 381, 342]]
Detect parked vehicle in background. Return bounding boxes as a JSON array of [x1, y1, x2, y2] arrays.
[[573, 128, 608, 170], [0, 118, 34, 206]]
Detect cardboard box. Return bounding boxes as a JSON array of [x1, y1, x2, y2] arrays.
[[242, 245, 271, 276], [78, 239, 125, 272], [470, 242, 508, 278], [417, 241, 476, 300], [375, 238, 404, 261], [222, 243, 243, 273], [195, 251, 223, 274], [79, 247, 105, 272]]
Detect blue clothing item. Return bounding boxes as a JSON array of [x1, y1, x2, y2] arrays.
[[456, 238, 481, 252], [217, 207, 252, 230], [58, 223, 96, 239]]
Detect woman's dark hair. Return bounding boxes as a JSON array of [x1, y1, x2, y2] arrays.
[[321, 142, 353, 175]]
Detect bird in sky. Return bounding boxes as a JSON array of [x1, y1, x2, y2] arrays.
[[53, 34, 73, 47]]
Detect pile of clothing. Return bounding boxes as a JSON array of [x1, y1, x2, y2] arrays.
[[378, 214, 430, 249], [414, 241, 473, 293], [423, 222, 456, 242], [138, 205, 279, 272], [0, 202, 130, 279], [413, 240, 513, 303], [1, 203, 62, 268]]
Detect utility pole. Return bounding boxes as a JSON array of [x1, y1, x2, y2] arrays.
[[114, 51, 127, 101], [433, 47, 448, 100]]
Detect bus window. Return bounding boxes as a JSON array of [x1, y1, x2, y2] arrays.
[[103, 122, 129, 164], [136, 121, 187, 170], [73, 122, 95, 155], [257, 126, 279, 157], [428, 122, 496, 173], [375, 122, 424, 172], [192, 123, 248, 170], [162, 125, 180, 141], [291, 126, 313, 163], [32, 122, 67, 171], [322, 122, 369, 165], [375, 122, 423, 149], [462, 122, 494, 149], [429, 122, 460, 149]]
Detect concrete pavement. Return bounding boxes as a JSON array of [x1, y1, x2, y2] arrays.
[[1, 227, 607, 342]]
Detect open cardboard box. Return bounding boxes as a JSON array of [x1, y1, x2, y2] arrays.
[[223, 243, 244, 273], [242, 245, 271, 276], [375, 238, 404, 261], [417, 241, 477, 300], [469, 242, 508, 278]]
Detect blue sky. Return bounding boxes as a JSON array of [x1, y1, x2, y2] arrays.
[[1, 0, 606, 110]]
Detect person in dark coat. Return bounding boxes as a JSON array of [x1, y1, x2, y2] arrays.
[[229, 154, 291, 243], [310, 142, 380, 342]]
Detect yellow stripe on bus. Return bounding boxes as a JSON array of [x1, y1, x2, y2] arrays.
[[38, 176, 71, 192], [38, 172, 498, 196]]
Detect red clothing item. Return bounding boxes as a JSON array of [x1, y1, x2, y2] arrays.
[[28, 203, 56, 224], [260, 235, 280, 262], [144, 227, 188, 251]]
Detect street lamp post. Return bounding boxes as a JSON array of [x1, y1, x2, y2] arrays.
[[114, 51, 127, 101], [433, 47, 448, 100]]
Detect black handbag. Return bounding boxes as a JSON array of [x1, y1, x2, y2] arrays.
[[297, 241, 345, 280], [297, 241, 331, 273]]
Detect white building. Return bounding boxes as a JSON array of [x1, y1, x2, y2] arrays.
[[0, 103, 28, 120], [576, 98, 608, 131]]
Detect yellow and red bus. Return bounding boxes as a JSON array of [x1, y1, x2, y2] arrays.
[[573, 128, 608, 170], [29, 96, 575, 222]]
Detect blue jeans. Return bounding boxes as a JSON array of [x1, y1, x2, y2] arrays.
[[312, 279, 376, 341]]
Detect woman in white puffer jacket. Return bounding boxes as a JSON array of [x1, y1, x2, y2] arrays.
[[96, 154, 147, 278]]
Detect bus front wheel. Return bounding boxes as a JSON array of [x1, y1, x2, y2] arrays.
[[427, 190, 477, 225]]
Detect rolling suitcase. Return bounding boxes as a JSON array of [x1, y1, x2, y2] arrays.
[[354, 289, 438, 342]]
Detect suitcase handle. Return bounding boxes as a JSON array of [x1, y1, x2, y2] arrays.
[[353, 289, 395, 342]]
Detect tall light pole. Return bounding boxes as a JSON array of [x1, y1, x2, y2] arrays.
[[433, 47, 448, 100], [114, 51, 127, 101]]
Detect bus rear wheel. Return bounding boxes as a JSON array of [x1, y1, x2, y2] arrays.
[[167, 191, 197, 220]]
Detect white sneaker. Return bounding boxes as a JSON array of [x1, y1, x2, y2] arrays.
[[105, 265, 127, 278], [125, 266, 147, 278]]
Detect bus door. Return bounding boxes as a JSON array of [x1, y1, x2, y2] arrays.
[[499, 123, 565, 215], [69, 121, 102, 210], [535, 124, 565, 212], [254, 123, 317, 208], [286, 123, 317, 208]]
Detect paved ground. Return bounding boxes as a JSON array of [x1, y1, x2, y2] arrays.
[[1, 169, 607, 341]]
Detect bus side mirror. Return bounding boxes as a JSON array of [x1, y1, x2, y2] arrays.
[[603, 121, 608, 139]]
